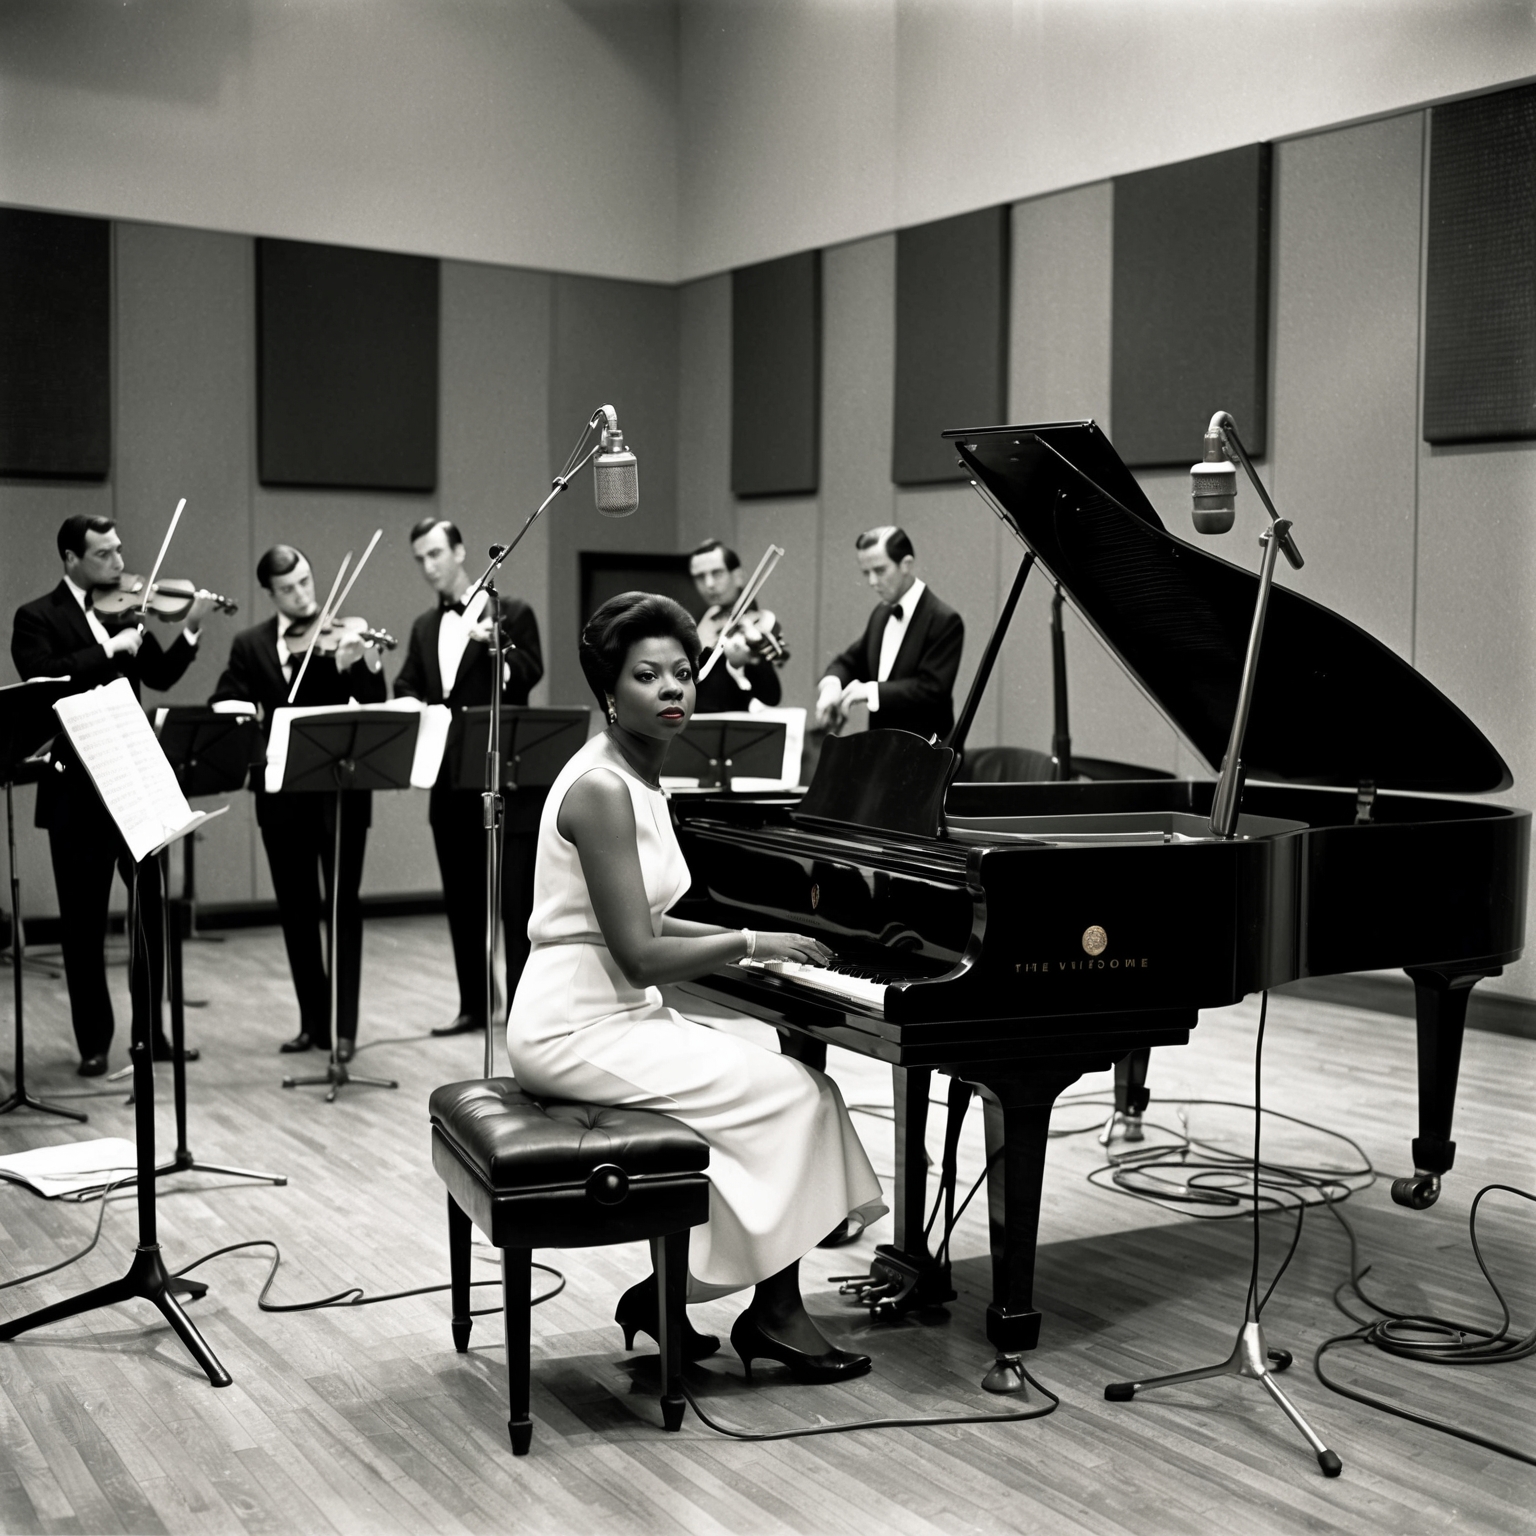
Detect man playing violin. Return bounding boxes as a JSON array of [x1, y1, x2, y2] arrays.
[[209, 545, 386, 1061], [688, 539, 789, 715], [10, 515, 218, 1076], [393, 517, 544, 1037]]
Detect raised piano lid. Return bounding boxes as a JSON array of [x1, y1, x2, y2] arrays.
[[943, 420, 1513, 795]]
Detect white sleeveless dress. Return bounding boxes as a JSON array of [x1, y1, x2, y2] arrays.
[[507, 733, 886, 1300]]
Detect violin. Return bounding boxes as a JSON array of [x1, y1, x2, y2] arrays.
[[696, 545, 788, 682], [93, 575, 238, 622], [284, 614, 397, 655], [698, 603, 786, 664]]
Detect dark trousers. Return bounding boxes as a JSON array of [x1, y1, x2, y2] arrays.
[[430, 786, 536, 1023], [47, 800, 165, 1062], [258, 791, 369, 1046]]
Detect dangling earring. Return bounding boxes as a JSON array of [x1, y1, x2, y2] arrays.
[[606, 701, 617, 724]]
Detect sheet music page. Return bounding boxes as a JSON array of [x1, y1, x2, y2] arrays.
[[54, 677, 202, 861], [409, 703, 451, 788]]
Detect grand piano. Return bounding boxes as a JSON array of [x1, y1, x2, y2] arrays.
[[671, 421, 1529, 1373]]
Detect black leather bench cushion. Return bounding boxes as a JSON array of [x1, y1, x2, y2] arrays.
[[429, 1077, 709, 1189]]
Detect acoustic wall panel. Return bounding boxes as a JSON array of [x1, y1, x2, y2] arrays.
[[0, 209, 110, 479], [893, 206, 1009, 486], [257, 239, 439, 491], [1112, 144, 1272, 467], [1423, 83, 1536, 444], [732, 251, 820, 498]]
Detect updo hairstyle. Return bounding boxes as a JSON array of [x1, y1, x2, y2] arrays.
[[578, 592, 701, 713]]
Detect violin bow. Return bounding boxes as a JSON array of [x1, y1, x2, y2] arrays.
[[138, 497, 187, 619], [286, 551, 352, 706], [330, 527, 382, 616], [696, 543, 784, 682]]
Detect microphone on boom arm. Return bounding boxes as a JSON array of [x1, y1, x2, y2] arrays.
[[592, 405, 639, 517]]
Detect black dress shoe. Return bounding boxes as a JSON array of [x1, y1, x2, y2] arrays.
[[336, 1038, 355, 1064], [279, 1032, 314, 1054], [431, 1014, 486, 1037], [730, 1311, 872, 1385], [77, 1054, 109, 1078], [616, 1278, 719, 1362], [151, 1038, 200, 1063]]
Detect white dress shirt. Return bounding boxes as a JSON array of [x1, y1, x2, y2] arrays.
[[437, 587, 489, 697], [64, 574, 112, 650], [869, 577, 925, 714]]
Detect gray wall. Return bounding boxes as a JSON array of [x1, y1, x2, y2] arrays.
[[1, 224, 674, 916], [672, 109, 1536, 1002]]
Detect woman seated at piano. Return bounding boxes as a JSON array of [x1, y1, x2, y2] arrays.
[[508, 592, 886, 1384]]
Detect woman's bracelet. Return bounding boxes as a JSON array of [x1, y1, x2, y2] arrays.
[[740, 928, 757, 960]]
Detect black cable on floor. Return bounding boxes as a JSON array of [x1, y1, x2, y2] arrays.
[[0, 1175, 138, 1289], [1312, 1182, 1535, 1466], [679, 1363, 1059, 1442], [171, 1239, 565, 1315]]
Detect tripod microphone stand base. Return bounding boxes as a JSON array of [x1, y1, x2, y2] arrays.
[[156, 1148, 288, 1188], [0, 1083, 87, 1123], [283, 1055, 398, 1105], [0, 1242, 231, 1387], [1105, 1320, 1341, 1476]]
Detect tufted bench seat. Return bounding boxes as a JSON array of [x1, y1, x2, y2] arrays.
[[429, 1077, 711, 1455]]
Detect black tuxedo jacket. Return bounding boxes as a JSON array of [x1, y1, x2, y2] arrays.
[[209, 616, 388, 824], [824, 586, 964, 742], [11, 581, 199, 828]]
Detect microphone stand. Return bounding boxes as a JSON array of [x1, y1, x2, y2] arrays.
[[1203, 414, 1304, 840], [464, 408, 615, 1079]]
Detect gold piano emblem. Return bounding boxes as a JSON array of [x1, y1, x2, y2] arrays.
[[1082, 925, 1108, 956], [810, 882, 821, 911]]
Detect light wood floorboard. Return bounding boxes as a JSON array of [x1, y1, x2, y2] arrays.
[[2, 914, 1532, 1534]]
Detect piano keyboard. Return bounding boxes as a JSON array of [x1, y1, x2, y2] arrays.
[[735, 957, 897, 1012]]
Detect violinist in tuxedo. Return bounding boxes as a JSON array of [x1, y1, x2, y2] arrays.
[[10, 515, 217, 1075], [209, 545, 386, 1060], [814, 526, 964, 743], [393, 518, 544, 1037], [688, 538, 789, 714]]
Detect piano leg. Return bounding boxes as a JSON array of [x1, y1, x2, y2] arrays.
[[840, 1065, 959, 1317], [967, 1063, 1093, 1359], [1393, 966, 1498, 1210]]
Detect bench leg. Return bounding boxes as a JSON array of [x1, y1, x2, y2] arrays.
[[651, 1230, 689, 1433], [502, 1248, 533, 1455], [447, 1194, 473, 1353]]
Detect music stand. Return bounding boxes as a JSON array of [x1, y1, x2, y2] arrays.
[[274, 708, 418, 1102], [152, 708, 284, 1186], [0, 678, 84, 1123], [0, 682, 233, 1386], [667, 716, 788, 791], [451, 706, 589, 794]]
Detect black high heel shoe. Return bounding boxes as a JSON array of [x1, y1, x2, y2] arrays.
[[615, 1280, 720, 1363], [730, 1311, 872, 1385]]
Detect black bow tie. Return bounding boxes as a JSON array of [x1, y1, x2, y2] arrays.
[[889, 603, 904, 622], [443, 598, 468, 616]]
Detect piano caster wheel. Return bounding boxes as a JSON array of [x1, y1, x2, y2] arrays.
[[1266, 1348, 1293, 1372], [1390, 1173, 1441, 1210], [982, 1353, 1027, 1395]]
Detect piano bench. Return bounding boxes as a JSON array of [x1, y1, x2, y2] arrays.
[[429, 1077, 710, 1457]]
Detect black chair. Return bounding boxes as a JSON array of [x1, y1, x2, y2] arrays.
[[429, 1077, 711, 1455]]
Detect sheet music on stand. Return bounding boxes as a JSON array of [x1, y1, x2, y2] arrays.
[[265, 698, 448, 793], [53, 678, 227, 861], [662, 707, 805, 792]]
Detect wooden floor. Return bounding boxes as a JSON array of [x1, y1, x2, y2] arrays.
[[1, 914, 1532, 1535]]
